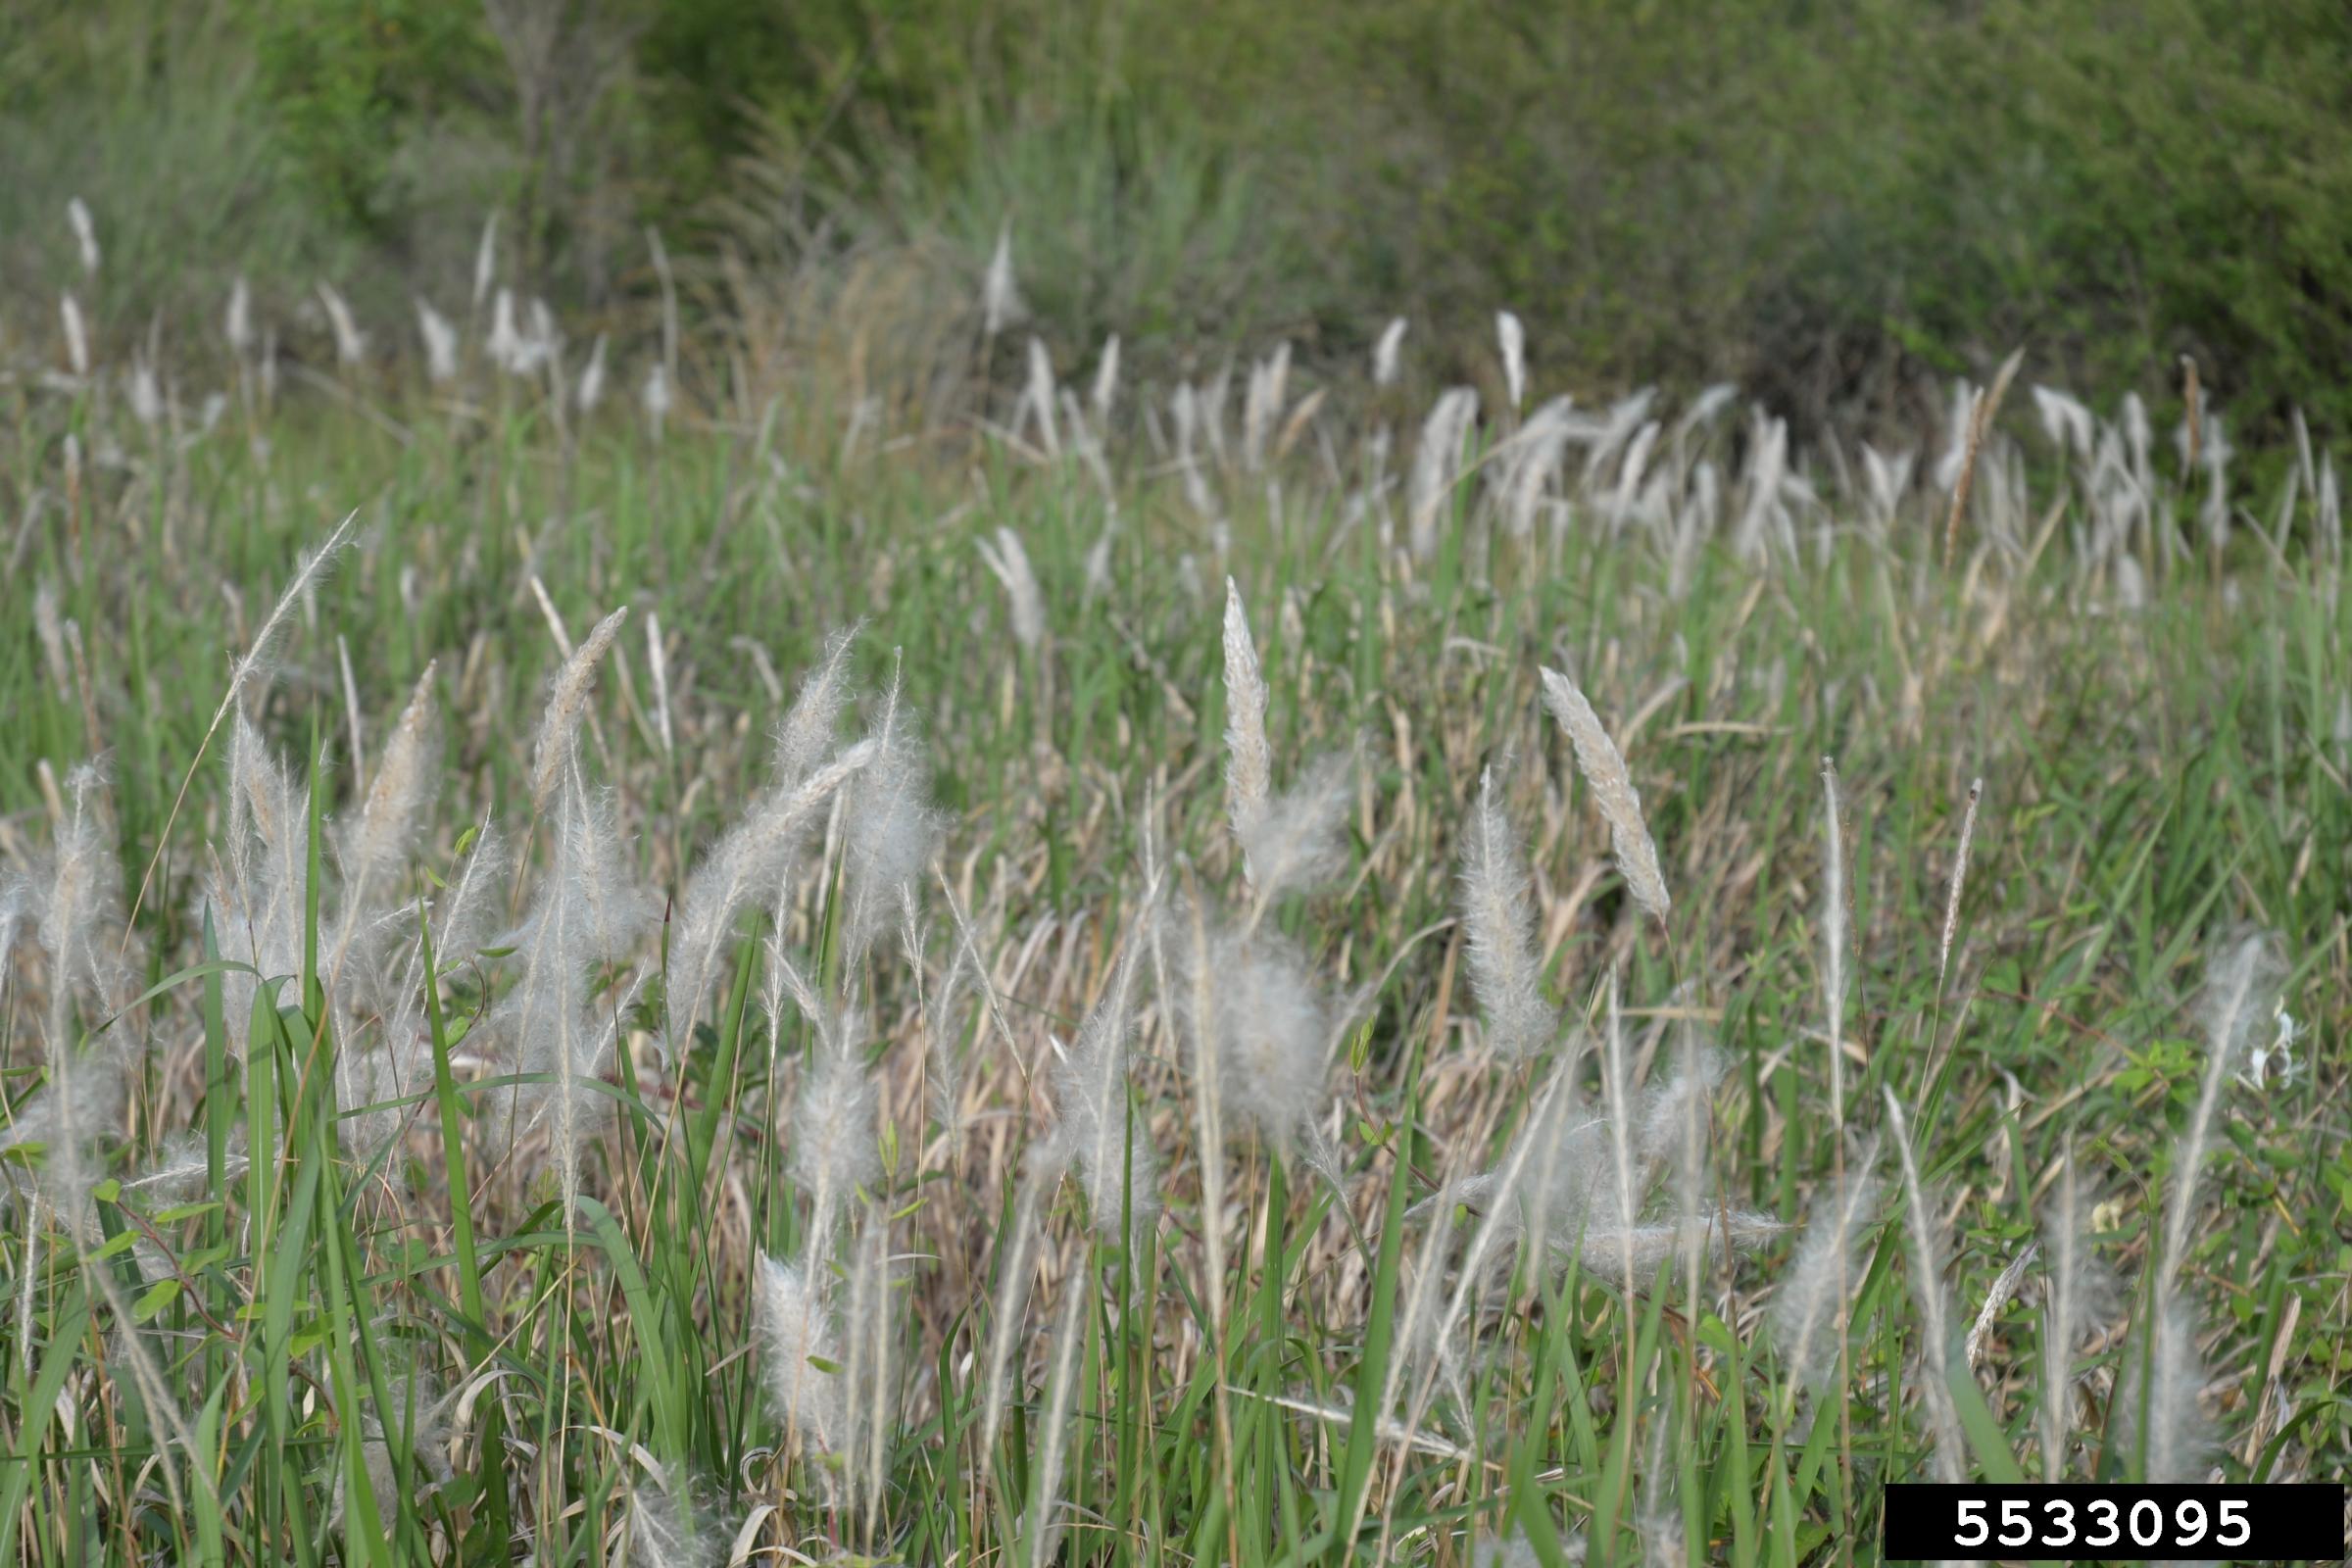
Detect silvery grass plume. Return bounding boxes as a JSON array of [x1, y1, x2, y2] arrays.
[[982, 221, 1023, 337], [332, 663, 439, 995], [1090, 334, 1120, 427], [1020, 336, 1060, 456], [1539, 665, 1671, 922], [1935, 378, 1976, 493], [1772, 1147, 1882, 1405], [840, 667, 948, 972], [2036, 1143, 2116, 1480], [2128, 1296, 2213, 1484], [207, 509, 361, 744], [1458, 764, 1557, 1059], [29, 584, 66, 696], [472, 212, 498, 312], [979, 1172, 1048, 1458], [225, 275, 253, 356], [928, 867, 1019, 1139], [122, 1127, 249, 1202], [577, 333, 608, 413], [841, 1206, 897, 1524], [210, 710, 308, 1039], [1883, 1091, 1967, 1482], [2034, 385, 2096, 463], [1025, 1253, 1092, 1568], [1597, 976, 1648, 1294], [1220, 579, 1352, 906], [382, 815, 510, 1029], [1861, 444, 1915, 526], [128, 357, 164, 427], [1373, 317, 1408, 388], [66, 196, 100, 275], [0, 1039, 127, 1227], [1408, 387, 1480, 560], [502, 777, 649, 1217], [618, 1473, 719, 1568], [415, 300, 459, 384], [1243, 341, 1291, 471], [664, 633, 865, 1039], [3, 768, 140, 1225], [1221, 576, 1275, 875], [1239, 750, 1353, 910], [1177, 913, 1340, 1168], [1496, 311, 1527, 412], [528, 605, 627, 814], [2159, 930, 2285, 1293], [978, 526, 1047, 652], [34, 763, 137, 1055], [329, 1368, 452, 1531], [1402, 1030, 1773, 1446], [488, 288, 522, 374], [754, 1252, 845, 1470], [317, 282, 367, 367], [1498, 398, 1577, 541], [1041, 892, 1163, 1241], [642, 364, 671, 435], [337, 1042, 428, 1193], [1937, 778, 1983, 993], [773, 957, 878, 1249], [1579, 388, 1658, 493], [525, 298, 561, 376], [60, 293, 90, 379]]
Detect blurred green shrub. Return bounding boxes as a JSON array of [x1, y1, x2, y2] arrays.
[[5, 0, 2345, 428]]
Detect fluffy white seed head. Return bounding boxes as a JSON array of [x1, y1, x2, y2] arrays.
[[1459, 765, 1556, 1058], [981, 221, 1022, 338], [1883, 1091, 1965, 1481], [415, 299, 459, 384], [1221, 577, 1275, 866], [2159, 929, 2284, 1292], [37, 763, 136, 1038], [576, 333, 608, 413], [1090, 334, 1120, 427], [1496, 311, 1526, 411], [841, 677, 946, 971], [1772, 1153, 1881, 1398], [789, 1003, 880, 1240], [667, 740, 876, 1037], [2131, 1294, 2212, 1484], [472, 213, 498, 310], [60, 293, 89, 379], [1180, 920, 1331, 1155], [529, 606, 628, 814], [225, 275, 253, 355], [2036, 1143, 2117, 1480], [1044, 905, 1160, 1240], [1407, 387, 1480, 560], [1237, 750, 1352, 906], [977, 527, 1046, 652], [754, 1253, 843, 1457], [1539, 666, 1671, 921], [67, 197, 99, 276], [317, 282, 367, 367], [342, 662, 439, 903], [1373, 317, 1408, 388]]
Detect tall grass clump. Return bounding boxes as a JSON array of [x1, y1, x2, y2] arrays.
[[0, 219, 2343, 1567]]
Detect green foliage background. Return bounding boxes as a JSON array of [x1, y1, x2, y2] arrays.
[[4, 0, 2347, 427]]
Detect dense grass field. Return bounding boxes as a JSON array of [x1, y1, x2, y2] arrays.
[[1, 267, 2347, 1567]]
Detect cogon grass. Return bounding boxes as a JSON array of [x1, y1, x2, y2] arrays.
[[0, 262, 2339, 1568]]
